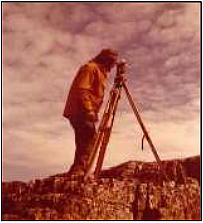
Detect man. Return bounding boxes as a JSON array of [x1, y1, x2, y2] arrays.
[[63, 48, 118, 176]]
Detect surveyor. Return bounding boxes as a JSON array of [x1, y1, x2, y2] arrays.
[[63, 49, 118, 176]]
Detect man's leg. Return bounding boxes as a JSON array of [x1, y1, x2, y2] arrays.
[[77, 120, 96, 171], [69, 118, 96, 174]]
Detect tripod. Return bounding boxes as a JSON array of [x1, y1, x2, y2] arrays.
[[84, 62, 168, 181]]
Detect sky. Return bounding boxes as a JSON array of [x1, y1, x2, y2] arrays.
[[3, 2, 200, 182]]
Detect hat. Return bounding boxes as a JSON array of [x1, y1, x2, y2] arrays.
[[99, 48, 118, 61]]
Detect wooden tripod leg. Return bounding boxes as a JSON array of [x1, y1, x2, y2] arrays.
[[94, 126, 112, 178], [94, 88, 121, 178], [84, 112, 112, 180], [123, 82, 169, 181], [84, 130, 105, 180], [84, 92, 115, 180]]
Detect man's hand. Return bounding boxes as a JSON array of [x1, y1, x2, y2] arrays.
[[86, 111, 98, 122]]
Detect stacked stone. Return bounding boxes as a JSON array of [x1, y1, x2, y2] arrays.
[[133, 178, 200, 220], [2, 156, 200, 220], [57, 178, 137, 220]]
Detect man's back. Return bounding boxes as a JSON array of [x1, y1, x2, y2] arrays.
[[63, 61, 107, 119]]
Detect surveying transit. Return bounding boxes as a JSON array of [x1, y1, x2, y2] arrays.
[[84, 60, 168, 181]]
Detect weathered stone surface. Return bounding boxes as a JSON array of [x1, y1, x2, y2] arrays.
[[2, 156, 200, 220]]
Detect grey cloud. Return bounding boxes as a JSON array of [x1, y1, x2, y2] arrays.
[[3, 161, 65, 182]]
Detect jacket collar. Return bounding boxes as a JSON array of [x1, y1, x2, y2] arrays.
[[95, 62, 107, 78]]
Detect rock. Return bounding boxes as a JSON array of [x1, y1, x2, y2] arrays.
[[2, 156, 200, 220]]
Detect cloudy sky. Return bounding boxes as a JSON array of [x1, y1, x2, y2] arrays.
[[3, 2, 200, 182]]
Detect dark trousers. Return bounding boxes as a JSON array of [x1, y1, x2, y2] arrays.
[[69, 116, 96, 174]]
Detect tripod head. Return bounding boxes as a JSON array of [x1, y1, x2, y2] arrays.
[[116, 59, 127, 76], [114, 59, 127, 87]]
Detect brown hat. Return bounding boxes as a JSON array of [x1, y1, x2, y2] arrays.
[[93, 48, 118, 66], [99, 48, 118, 61]]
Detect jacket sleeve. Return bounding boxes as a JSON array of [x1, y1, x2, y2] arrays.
[[76, 65, 95, 113]]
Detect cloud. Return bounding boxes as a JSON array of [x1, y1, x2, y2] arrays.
[[3, 2, 200, 181], [103, 111, 200, 168]]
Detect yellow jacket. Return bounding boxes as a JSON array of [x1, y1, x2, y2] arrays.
[[63, 61, 107, 119]]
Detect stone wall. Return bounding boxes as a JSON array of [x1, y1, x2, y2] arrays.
[[2, 156, 200, 220]]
